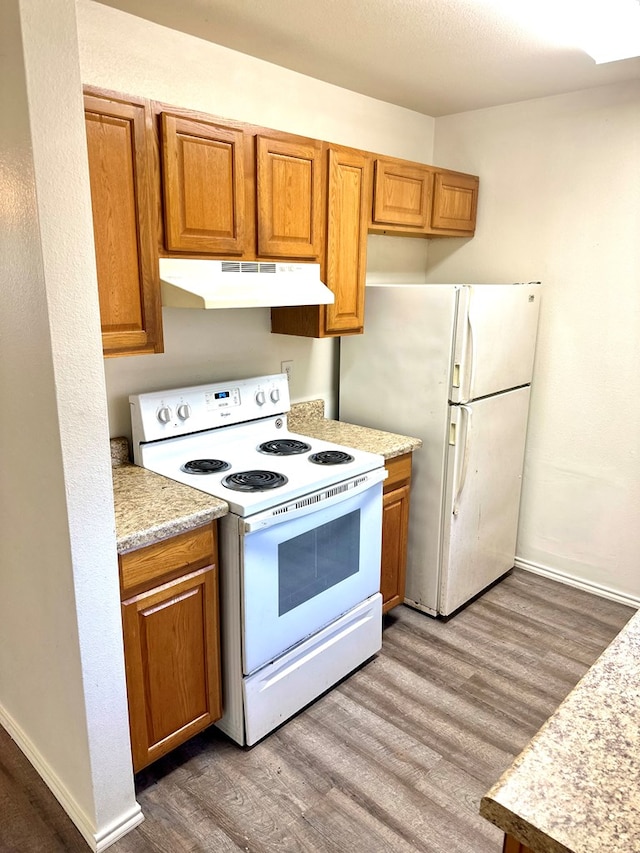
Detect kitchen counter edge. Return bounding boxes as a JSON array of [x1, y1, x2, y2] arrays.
[[479, 606, 640, 853]]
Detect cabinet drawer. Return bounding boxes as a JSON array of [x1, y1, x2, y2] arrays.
[[119, 524, 216, 597], [384, 453, 412, 491]]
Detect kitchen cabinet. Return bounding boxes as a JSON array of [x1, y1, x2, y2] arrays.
[[255, 133, 323, 259], [431, 169, 479, 234], [370, 155, 479, 237], [119, 523, 222, 772], [158, 106, 323, 261], [160, 112, 248, 256], [372, 157, 433, 230], [83, 89, 163, 357], [381, 453, 412, 613], [503, 837, 532, 853], [271, 144, 371, 337]]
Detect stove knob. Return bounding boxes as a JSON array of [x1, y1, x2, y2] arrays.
[[177, 403, 191, 421], [270, 389, 280, 403], [255, 391, 266, 406], [157, 406, 172, 424]]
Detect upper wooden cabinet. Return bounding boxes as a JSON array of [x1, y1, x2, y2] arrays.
[[256, 134, 323, 259], [370, 155, 479, 237], [161, 113, 247, 255], [271, 144, 371, 338], [372, 159, 433, 229], [431, 169, 479, 233], [157, 108, 323, 262], [84, 90, 163, 357]]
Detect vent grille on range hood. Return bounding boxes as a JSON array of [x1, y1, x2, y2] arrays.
[[159, 258, 335, 309]]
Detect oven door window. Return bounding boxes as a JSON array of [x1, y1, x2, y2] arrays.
[[242, 481, 382, 675], [278, 510, 360, 615]]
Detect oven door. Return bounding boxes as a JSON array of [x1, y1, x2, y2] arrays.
[[241, 470, 385, 675]]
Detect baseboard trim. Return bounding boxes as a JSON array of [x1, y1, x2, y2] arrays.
[[515, 557, 640, 610], [0, 705, 143, 851]]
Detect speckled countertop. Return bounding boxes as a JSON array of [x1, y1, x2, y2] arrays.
[[480, 608, 640, 852], [288, 400, 422, 459], [110, 437, 228, 553]]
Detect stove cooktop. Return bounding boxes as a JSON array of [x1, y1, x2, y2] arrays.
[[136, 418, 384, 516], [130, 374, 384, 516]]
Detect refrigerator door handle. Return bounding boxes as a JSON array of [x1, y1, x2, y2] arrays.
[[453, 405, 472, 516], [467, 293, 476, 400]]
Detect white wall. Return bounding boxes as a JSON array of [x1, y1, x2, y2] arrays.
[[0, 0, 141, 849], [76, 0, 434, 438], [428, 81, 640, 604]]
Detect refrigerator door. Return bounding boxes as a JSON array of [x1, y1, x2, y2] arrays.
[[439, 386, 531, 616], [451, 283, 541, 404], [340, 284, 459, 614]]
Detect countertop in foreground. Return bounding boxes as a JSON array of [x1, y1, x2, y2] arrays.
[[480, 607, 640, 853]]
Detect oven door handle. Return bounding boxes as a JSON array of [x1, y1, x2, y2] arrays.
[[241, 466, 388, 534]]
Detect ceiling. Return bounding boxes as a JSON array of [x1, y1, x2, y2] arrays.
[[99, 0, 640, 116]]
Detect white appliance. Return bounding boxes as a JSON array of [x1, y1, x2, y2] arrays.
[[159, 258, 335, 309], [340, 283, 541, 617], [129, 374, 385, 746]]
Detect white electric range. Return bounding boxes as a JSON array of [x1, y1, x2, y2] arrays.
[[129, 373, 385, 746]]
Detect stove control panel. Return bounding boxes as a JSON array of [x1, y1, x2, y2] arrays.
[[130, 373, 291, 447]]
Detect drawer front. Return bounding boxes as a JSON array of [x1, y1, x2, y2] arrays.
[[384, 453, 412, 491], [120, 524, 216, 597]]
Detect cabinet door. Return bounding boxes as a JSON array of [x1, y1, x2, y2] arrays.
[[381, 454, 413, 613], [381, 483, 411, 614], [431, 170, 479, 233], [161, 113, 247, 255], [256, 134, 323, 258], [84, 92, 162, 356], [372, 158, 433, 229], [122, 566, 222, 771], [324, 147, 371, 335]]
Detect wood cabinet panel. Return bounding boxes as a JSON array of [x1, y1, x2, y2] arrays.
[[256, 134, 323, 259], [381, 454, 413, 613], [503, 835, 532, 853], [120, 524, 216, 597], [372, 159, 433, 229], [323, 147, 371, 335], [161, 113, 247, 255], [431, 170, 479, 233], [84, 92, 162, 356], [381, 483, 410, 614], [122, 565, 222, 771], [271, 144, 370, 338]]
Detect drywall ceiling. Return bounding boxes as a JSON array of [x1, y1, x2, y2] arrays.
[[98, 0, 640, 116]]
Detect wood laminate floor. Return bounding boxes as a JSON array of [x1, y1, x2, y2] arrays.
[[0, 569, 634, 853]]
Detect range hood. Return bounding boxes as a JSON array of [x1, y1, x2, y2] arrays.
[[159, 258, 334, 309]]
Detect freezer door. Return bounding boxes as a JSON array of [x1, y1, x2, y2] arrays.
[[451, 283, 541, 403], [439, 386, 531, 616]]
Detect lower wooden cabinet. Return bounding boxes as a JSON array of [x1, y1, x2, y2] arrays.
[[503, 835, 533, 853], [119, 524, 222, 771], [381, 454, 413, 613]]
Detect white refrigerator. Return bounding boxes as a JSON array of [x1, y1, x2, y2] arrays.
[[339, 283, 541, 617]]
